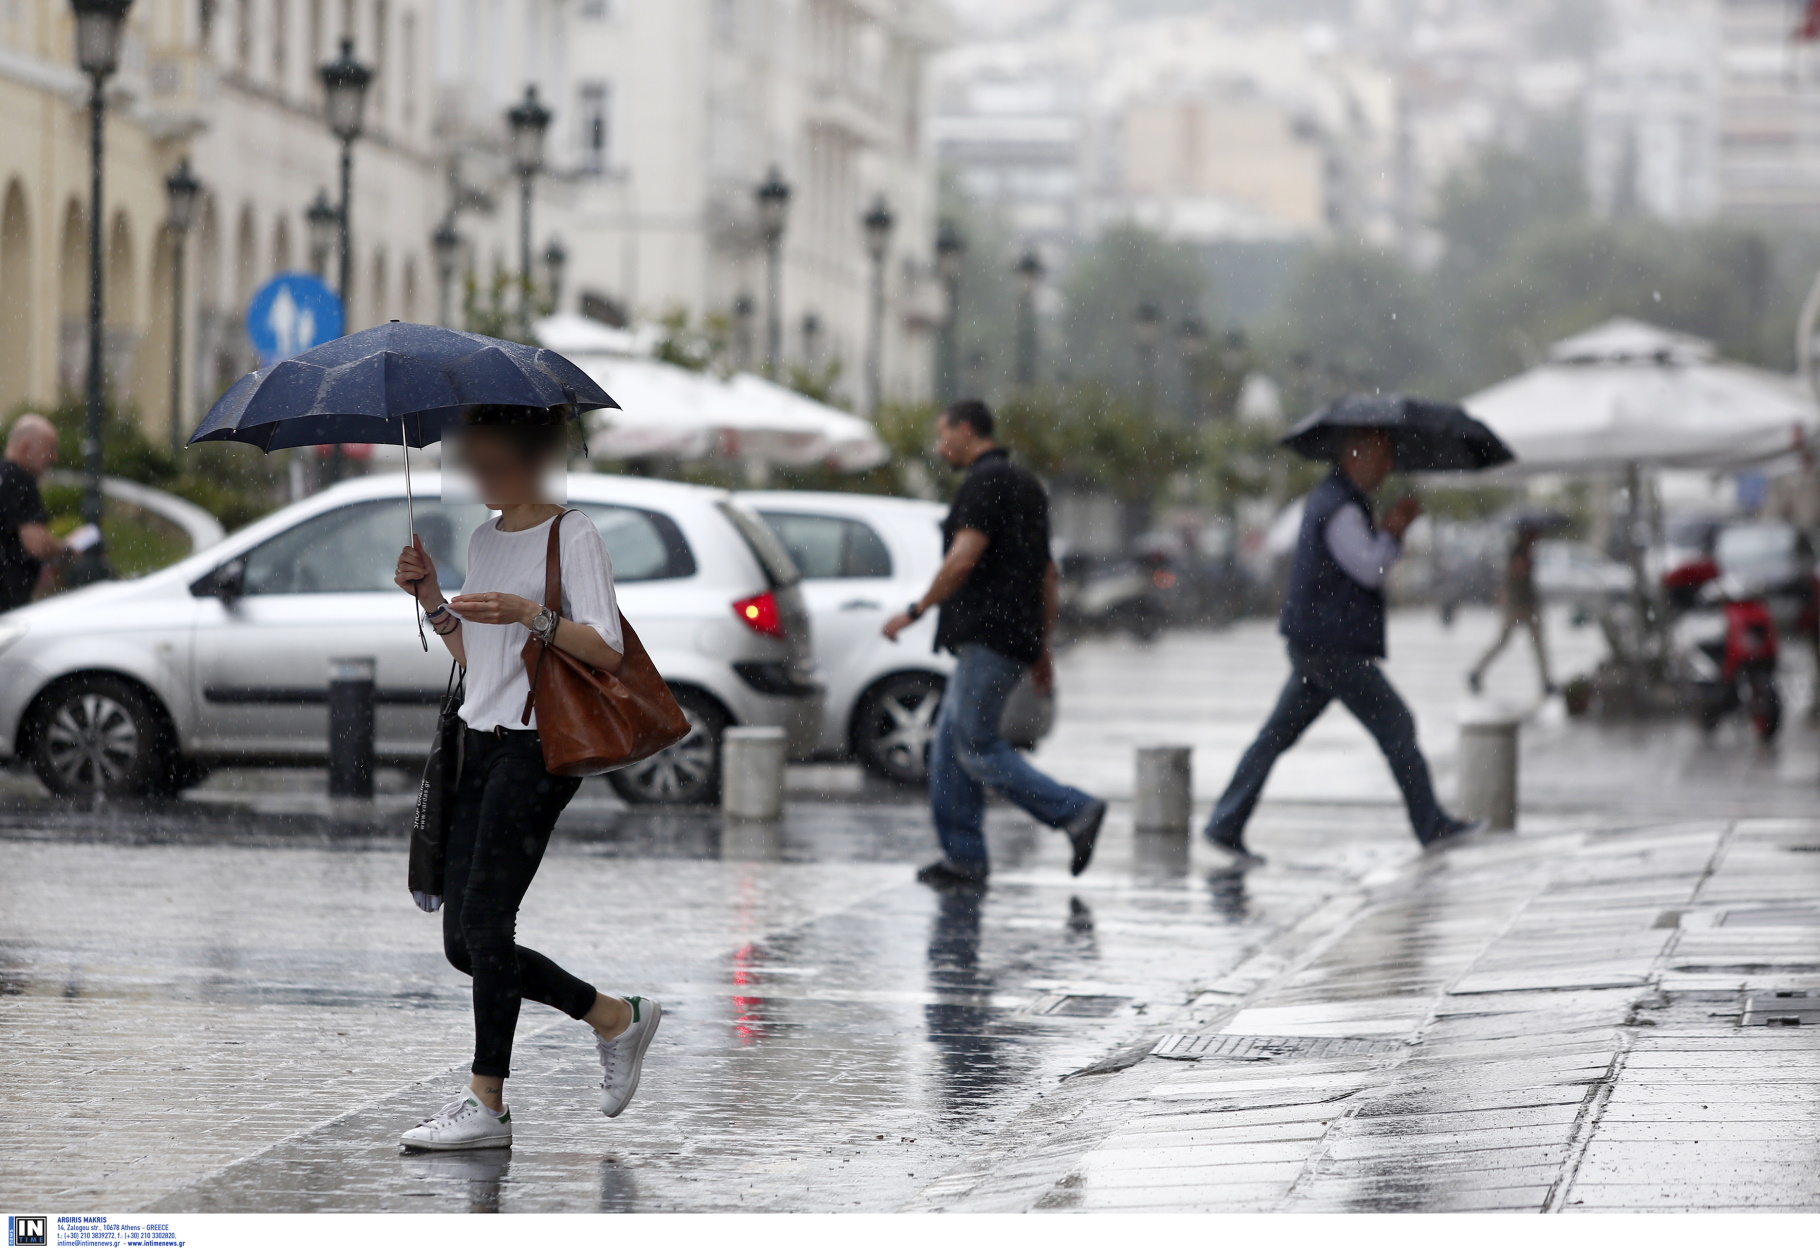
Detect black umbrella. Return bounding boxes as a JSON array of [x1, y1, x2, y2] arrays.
[[188, 321, 618, 647], [1281, 393, 1514, 473]]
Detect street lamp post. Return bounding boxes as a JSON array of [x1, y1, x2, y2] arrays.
[[164, 160, 201, 452], [1013, 246, 1045, 389], [306, 189, 339, 277], [1134, 301, 1162, 410], [732, 293, 755, 371], [754, 167, 791, 377], [506, 85, 552, 338], [432, 218, 462, 327], [541, 236, 567, 316], [934, 219, 964, 402], [861, 196, 894, 416], [68, 0, 133, 586], [319, 37, 371, 484]]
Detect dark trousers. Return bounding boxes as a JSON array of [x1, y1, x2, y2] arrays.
[[444, 728, 595, 1078], [1208, 645, 1447, 843]]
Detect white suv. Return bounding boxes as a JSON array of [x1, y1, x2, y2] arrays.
[[740, 491, 1052, 784], [0, 473, 822, 806]]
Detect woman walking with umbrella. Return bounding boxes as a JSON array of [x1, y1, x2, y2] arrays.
[[188, 324, 661, 1150], [392, 404, 662, 1150], [1206, 396, 1512, 863]]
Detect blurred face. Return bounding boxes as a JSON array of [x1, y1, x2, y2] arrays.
[[458, 427, 552, 510], [933, 413, 974, 467], [1341, 430, 1394, 491], [8, 428, 56, 475]]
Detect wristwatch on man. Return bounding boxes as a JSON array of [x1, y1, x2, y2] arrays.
[[530, 606, 559, 646], [906, 601, 925, 622]]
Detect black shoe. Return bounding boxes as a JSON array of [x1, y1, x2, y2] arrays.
[[1204, 827, 1266, 866], [1421, 817, 1488, 850], [916, 860, 988, 890], [1064, 798, 1107, 877]]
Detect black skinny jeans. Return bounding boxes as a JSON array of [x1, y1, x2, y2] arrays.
[[444, 728, 595, 1078]]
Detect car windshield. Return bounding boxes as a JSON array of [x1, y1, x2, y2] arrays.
[[756, 511, 893, 579], [716, 500, 802, 589]]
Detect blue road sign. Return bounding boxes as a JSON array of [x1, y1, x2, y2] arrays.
[[246, 272, 344, 367]]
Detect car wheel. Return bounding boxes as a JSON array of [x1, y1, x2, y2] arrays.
[[29, 675, 172, 799], [607, 687, 726, 806], [852, 671, 945, 785]]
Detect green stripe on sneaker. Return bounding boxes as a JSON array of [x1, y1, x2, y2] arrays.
[[625, 995, 641, 1023]]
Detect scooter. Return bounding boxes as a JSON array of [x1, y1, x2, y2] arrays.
[[1664, 559, 1782, 741]]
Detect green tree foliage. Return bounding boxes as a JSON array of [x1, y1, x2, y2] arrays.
[[1056, 222, 1210, 395], [1269, 245, 1438, 395]]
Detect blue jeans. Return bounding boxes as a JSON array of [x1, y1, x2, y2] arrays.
[[1208, 645, 1447, 844], [930, 644, 1094, 872]]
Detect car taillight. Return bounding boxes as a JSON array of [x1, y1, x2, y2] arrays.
[[733, 591, 785, 639]]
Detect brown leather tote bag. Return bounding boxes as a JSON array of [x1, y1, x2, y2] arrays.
[[519, 511, 690, 776]]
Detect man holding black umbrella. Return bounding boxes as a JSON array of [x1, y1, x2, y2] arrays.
[[1207, 428, 1484, 862]]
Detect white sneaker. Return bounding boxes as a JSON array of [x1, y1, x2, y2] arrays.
[[399, 1090, 513, 1152], [596, 995, 662, 1118]]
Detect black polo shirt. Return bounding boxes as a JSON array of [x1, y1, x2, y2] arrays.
[[934, 448, 1051, 666], [0, 460, 48, 612]]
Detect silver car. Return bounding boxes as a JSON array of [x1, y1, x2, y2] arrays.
[[0, 472, 822, 805]]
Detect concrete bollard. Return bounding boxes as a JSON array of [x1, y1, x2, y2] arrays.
[[721, 725, 787, 822], [1456, 703, 1521, 830], [1134, 744, 1193, 835], [327, 657, 376, 799]]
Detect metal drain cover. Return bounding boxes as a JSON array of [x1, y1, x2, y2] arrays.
[[1151, 1033, 1405, 1061], [1033, 994, 1129, 1018], [1742, 990, 1820, 1027]]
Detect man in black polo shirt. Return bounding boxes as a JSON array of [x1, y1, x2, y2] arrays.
[[883, 400, 1106, 887]]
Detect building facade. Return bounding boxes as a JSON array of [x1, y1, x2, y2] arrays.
[[1, 0, 443, 446]]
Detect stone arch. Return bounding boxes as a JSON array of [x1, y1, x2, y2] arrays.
[[369, 247, 389, 327], [58, 198, 87, 394], [0, 178, 34, 412], [271, 214, 293, 274], [103, 209, 139, 404]]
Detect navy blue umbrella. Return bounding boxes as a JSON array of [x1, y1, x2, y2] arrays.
[[188, 321, 617, 649], [1281, 393, 1514, 473], [188, 321, 616, 451]]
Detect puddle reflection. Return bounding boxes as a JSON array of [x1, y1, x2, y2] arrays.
[[398, 1147, 511, 1214]]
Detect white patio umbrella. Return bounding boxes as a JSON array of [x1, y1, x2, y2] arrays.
[[1462, 318, 1817, 474], [535, 315, 889, 472]]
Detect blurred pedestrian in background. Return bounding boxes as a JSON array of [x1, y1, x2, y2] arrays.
[[1468, 521, 1554, 697], [390, 405, 661, 1152], [0, 414, 66, 612], [1206, 430, 1482, 863], [883, 400, 1107, 888]]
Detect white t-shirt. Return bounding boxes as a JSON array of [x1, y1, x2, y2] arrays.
[[456, 510, 624, 732]]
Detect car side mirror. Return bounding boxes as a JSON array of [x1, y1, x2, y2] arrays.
[[191, 558, 246, 605]]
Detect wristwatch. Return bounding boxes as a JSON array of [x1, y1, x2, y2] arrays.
[[530, 607, 559, 645], [906, 601, 925, 622]]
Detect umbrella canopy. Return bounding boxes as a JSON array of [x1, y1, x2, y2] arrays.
[[1462, 318, 1816, 473], [1281, 393, 1515, 472], [188, 322, 617, 451], [570, 355, 889, 472]]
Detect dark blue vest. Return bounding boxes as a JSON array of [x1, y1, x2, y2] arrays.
[[1279, 469, 1387, 658]]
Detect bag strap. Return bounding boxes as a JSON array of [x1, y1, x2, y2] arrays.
[[522, 509, 577, 726]]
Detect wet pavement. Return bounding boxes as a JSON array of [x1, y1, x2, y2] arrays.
[[2, 607, 1817, 1213]]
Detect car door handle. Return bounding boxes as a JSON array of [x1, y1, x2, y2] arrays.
[[839, 599, 883, 611]]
